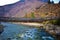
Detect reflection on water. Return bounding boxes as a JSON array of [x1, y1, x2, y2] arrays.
[[0, 22, 55, 40]]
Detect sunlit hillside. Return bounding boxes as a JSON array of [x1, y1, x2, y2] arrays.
[[24, 3, 60, 18]]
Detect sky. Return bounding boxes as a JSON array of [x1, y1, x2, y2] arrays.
[[0, 0, 60, 6], [50, 0, 60, 3], [0, 0, 20, 6]]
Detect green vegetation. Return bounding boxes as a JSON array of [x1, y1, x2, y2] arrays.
[[42, 18, 60, 26], [31, 12, 35, 18], [49, 19, 60, 26]]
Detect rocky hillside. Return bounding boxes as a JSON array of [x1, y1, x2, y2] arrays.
[[24, 4, 60, 18], [0, 0, 60, 18], [0, 0, 48, 17]]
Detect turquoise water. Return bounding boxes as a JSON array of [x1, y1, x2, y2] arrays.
[[0, 22, 55, 40]]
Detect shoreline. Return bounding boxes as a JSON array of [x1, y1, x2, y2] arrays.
[[11, 22, 44, 27]]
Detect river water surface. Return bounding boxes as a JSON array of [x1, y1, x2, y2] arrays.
[[0, 22, 56, 40]]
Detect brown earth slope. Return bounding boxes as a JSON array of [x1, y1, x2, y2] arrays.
[[24, 4, 60, 18]]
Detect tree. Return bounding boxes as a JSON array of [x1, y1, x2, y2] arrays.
[[55, 19, 60, 26], [49, 19, 60, 26], [31, 12, 35, 18], [59, 1, 60, 4], [51, 0, 54, 4], [48, 0, 51, 4]]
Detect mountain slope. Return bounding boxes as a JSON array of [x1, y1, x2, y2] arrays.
[[0, 0, 48, 17], [24, 4, 60, 18]]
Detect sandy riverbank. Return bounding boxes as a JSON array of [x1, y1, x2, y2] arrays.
[[20, 22, 44, 26], [11, 22, 44, 27]]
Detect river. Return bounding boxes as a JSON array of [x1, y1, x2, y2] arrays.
[[0, 22, 56, 40]]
